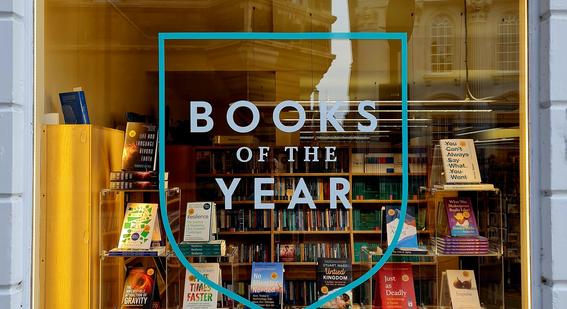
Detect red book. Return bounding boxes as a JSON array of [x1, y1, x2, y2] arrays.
[[373, 263, 417, 309]]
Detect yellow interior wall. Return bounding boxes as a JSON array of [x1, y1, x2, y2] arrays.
[[44, 1, 155, 127]]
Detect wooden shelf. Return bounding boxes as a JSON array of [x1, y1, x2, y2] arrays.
[[351, 199, 427, 204], [274, 230, 350, 235], [351, 172, 427, 177], [217, 231, 271, 235]]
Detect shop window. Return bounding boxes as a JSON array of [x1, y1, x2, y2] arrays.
[[497, 14, 519, 72], [430, 15, 454, 73]]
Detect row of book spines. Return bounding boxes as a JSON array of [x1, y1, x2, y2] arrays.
[[274, 209, 349, 231], [276, 243, 350, 262], [274, 178, 330, 201], [231, 243, 270, 263], [284, 281, 317, 306], [352, 180, 422, 200], [217, 210, 271, 231]]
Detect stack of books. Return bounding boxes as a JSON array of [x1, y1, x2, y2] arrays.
[[432, 236, 489, 255], [109, 170, 168, 190]]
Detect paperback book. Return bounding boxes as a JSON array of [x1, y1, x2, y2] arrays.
[[316, 258, 353, 309], [122, 122, 158, 171], [444, 197, 479, 237], [373, 263, 417, 308], [249, 262, 284, 309], [184, 202, 216, 242], [445, 270, 482, 309], [121, 267, 158, 309], [385, 205, 420, 250], [182, 263, 221, 309], [118, 203, 159, 250]]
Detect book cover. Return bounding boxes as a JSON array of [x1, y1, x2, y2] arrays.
[[373, 263, 417, 308], [445, 270, 482, 309], [121, 267, 157, 309], [59, 89, 90, 124], [385, 205, 418, 249], [122, 122, 158, 171], [118, 203, 159, 250], [182, 263, 221, 309], [444, 198, 479, 237], [279, 244, 296, 262], [439, 139, 481, 184], [316, 258, 353, 309], [183, 202, 214, 242], [249, 262, 284, 309]]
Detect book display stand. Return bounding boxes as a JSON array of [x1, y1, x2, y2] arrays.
[[98, 188, 239, 309]]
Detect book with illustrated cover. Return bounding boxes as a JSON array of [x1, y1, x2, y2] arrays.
[[373, 263, 416, 308], [183, 202, 215, 242], [118, 203, 159, 250], [122, 122, 158, 171], [278, 244, 296, 262], [249, 263, 284, 309], [444, 197, 479, 237], [59, 88, 90, 124], [182, 263, 221, 309], [445, 270, 482, 309], [385, 205, 419, 250], [121, 267, 158, 309], [316, 258, 352, 309]]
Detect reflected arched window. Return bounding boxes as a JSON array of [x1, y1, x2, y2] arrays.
[[497, 14, 519, 71], [431, 15, 454, 73]]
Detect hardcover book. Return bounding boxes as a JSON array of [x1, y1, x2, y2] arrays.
[[278, 244, 296, 262], [118, 203, 159, 250], [121, 267, 157, 309], [373, 263, 417, 308], [385, 205, 419, 250], [316, 258, 353, 309], [249, 262, 284, 309], [122, 122, 158, 171], [445, 270, 482, 309], [444, 198, 479, 237], [58, 88, 90, 124], [182, 263, 221, 309], [183, 202, 215, 242]]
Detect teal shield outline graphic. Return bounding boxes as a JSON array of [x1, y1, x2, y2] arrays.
[[158, 32, 409, 309]]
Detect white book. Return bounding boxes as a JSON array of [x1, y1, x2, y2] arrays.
[[183, 263, 221, 309], [184, 202, 215, 242], [117, 203, 159, 250], [440, 139, 481, 184], [446, 270, 482, 309]]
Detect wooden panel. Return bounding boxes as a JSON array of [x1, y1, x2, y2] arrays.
[[41, 125, 123, 309]]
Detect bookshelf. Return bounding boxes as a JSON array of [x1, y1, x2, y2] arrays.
[[186, 144, 432, 306]]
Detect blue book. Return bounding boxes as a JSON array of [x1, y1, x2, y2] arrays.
[[249, 262, 284, 309], [59, 89, 90, 124], [385, 205, 419, 250]]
